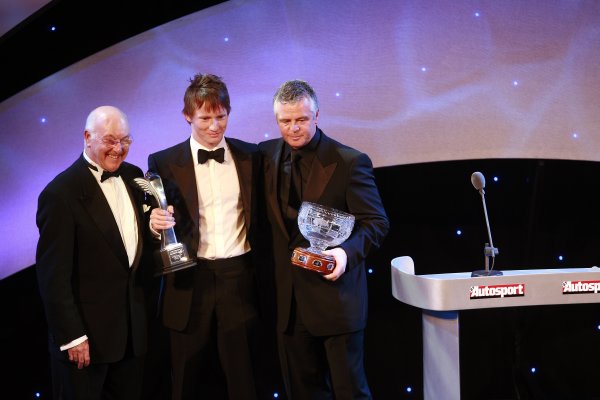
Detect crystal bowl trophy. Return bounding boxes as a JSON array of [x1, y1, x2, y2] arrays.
[[291, 201, 355, 274], [133, 172, 197, 276]]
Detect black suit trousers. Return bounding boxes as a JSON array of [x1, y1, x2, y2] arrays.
[[169, 254, 259, 400], [277, 297, 372, 400], [50, 351, 144, 400]]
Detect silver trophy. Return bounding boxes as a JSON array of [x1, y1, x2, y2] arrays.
[[134, 172, 196, 276], [291, 201, 355, 274]]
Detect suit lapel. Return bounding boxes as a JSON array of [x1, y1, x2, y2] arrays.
[[304, 131, 337, 203], [170, 143, 200, 251], [265, 140, 289, 239], [227, 139, 253, 232], [76, 157, 130, 269]]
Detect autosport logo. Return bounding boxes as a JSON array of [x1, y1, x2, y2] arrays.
[[562, 280, 600, 294], [470, 284, 525, 299]]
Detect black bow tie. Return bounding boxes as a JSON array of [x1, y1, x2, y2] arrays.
[[101, 169, 121, 182], [198, 147, 225, 164], [86, 161, 121, 182]]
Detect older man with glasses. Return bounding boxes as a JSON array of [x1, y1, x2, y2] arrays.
[[36, 105, 152, 400]]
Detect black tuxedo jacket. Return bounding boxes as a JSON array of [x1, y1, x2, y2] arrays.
[[259, 129, 389, 336], [36, 155, 148, 363], [147, 137, 262, 331]]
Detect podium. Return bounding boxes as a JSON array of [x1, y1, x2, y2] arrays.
[[390, 256, 600, 400]]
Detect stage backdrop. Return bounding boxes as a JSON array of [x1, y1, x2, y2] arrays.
[[1, 0, 599, 279]]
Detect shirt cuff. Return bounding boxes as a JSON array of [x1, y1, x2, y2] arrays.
[[149, 220, 161, 239], [60, 335, 88, 351]]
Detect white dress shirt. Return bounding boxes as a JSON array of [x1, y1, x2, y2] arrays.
[[190, 136, 250, 259]]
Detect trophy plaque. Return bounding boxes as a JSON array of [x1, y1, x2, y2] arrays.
[[291, 201, 355, 274], [133, 172, 197, 276]]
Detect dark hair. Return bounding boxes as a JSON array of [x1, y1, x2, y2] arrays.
[[273, 80, 319, 113], [182, 73, 231, 117]]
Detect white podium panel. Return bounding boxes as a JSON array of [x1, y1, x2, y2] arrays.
[[390, 256, 600, 400]]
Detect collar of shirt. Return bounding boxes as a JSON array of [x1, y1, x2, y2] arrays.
[[283, 128, 321, 159], [283, 128, 321, 171], [83, 151, 115, 183], [190, 136, 229, 164]]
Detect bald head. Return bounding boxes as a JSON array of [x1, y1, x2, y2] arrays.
[[84, 106, 132, 172], [85, 106, 129, 134]]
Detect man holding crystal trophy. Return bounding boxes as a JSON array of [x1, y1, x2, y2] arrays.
[[259, 80, 390, 400], [145, 74, 264, 399]]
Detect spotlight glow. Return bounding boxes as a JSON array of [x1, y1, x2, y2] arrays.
[[493, 176, 498, 182], [530, 367, 536, 373], [456, 230, 462, 236], [224, 37, 229, 42], [406, 386, 413, 393], [558, 255, 564, 261]]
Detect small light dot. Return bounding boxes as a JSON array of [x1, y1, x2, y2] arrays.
[[335, 92, 341, 97], [40, 117, 47, 123], [421, 67, 427, 72], [530, 367, 536, 373], [558, 255, 564, 261], [273, 393, 279, 398], [264, 133, 269, 138], [513, 80, 519, 86], [596, 324, 600, 330], [572, 132, 578, 139], [474, 12, 481, 17], [50, 26, 56, 32], [406, 386, 413, 393], [493, 176, 498, 182], [368, 268, 373, 274], [224, 37, 229, 42], [456, 230, 462, 236], [35, 393, 41, 398]]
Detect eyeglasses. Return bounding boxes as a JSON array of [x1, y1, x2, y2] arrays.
[[96, 135, 133, 148]]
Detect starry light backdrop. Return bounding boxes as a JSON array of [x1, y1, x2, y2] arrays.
[[1, 0, 600, 279]]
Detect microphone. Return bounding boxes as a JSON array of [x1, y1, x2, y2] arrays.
[[471, 171, 485, 193], [470, 171, 502, 277]]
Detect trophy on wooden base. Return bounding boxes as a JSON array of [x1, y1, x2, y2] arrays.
[[291, 201, 355, 274]]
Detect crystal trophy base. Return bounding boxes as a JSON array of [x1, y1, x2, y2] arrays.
[[291, 247, 336, 274], [155, 243, 197, 276]]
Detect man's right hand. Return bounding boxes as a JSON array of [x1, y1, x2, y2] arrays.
[[68, 340, 90, 369], [150, 205, 176, 232]]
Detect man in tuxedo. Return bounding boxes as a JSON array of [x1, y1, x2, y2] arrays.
[[258, 80, 390, 399], [148, 73, 263, 400], [36, 105, 149, 399]]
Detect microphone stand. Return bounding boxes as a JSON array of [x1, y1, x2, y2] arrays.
[[472, 187, 502, 277]]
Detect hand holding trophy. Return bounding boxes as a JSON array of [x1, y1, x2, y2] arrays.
[[291, 201, 355, 274], [134, 172, 197, 276]]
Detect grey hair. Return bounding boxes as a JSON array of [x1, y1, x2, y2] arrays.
[[273, 80, 319, 114]]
